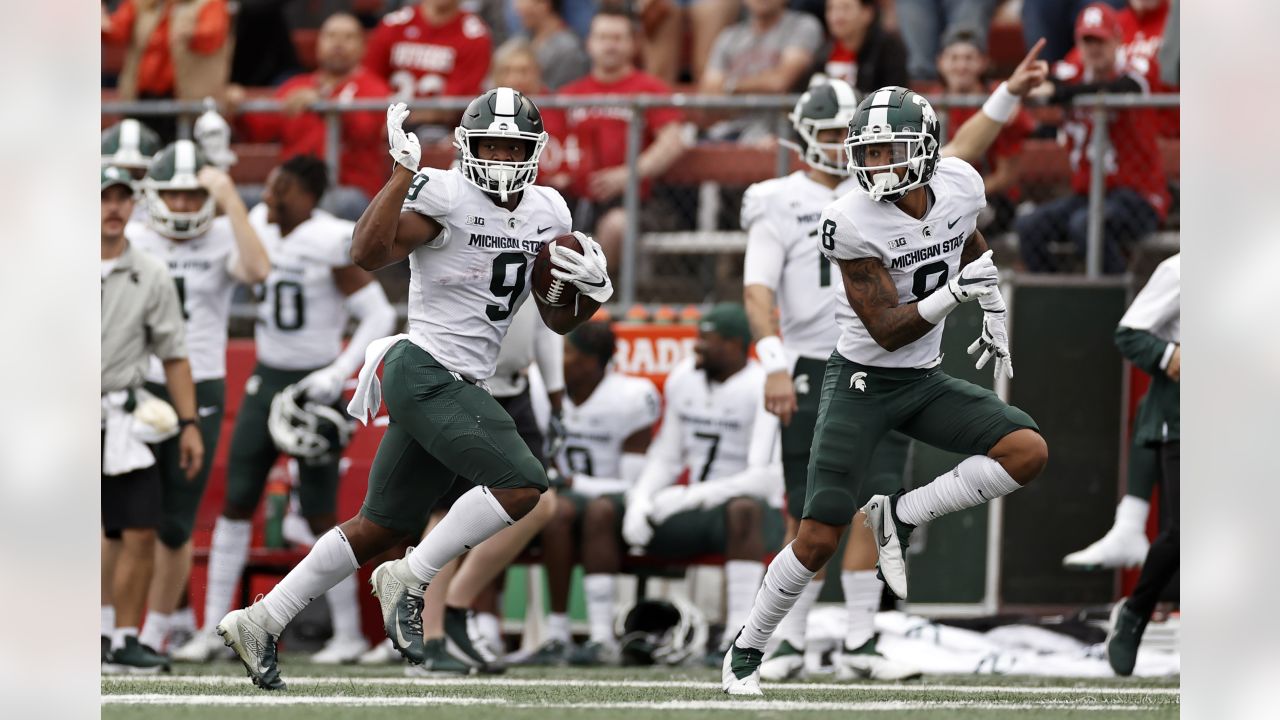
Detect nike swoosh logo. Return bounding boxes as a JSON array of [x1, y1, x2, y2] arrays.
[[197, 405, 218, 417], [537, 225, 553, 234], [957, 276, 989, 286], [581, 277, 608, 288], [875, 505, 893, 548], [947, 216, 962, 229], [394, 607, 412, 649]]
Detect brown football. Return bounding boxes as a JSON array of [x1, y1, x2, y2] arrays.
[[531, 233, 582, 309]]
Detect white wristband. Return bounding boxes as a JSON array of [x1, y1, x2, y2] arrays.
[[981, 82, 1020, 124], [917, 286, 960, 325], [754, 336, 790, 375]]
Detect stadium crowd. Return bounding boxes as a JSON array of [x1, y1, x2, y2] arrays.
[[99, 0, 1179, 682]]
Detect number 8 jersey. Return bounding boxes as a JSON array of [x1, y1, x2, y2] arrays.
[[401, 166, 571, 381], [249, 204, 354, 370], [819, 157, 986, 368]]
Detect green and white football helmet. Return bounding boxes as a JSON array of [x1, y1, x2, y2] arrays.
[[788, 78, 860, 176], [267, 383, 354, 465], [845, 86, 942, 202], [102, 119, 162, 172], [453, 87, 548, 202], [142, 140, 216, 239]]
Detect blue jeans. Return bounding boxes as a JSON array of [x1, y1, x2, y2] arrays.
[[1015, 188, 1159, 274], [1020, 0, 1128, 63], [896, 0, 1000, 80]]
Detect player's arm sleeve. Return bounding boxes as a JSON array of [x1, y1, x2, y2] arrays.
[[741, 186, 787, 291], [623, 381, 663, 437], [145, 268, 188, 361], [1116, 259, 1180, 372], [533, 313, 565, 394], [628, 381, 685, 506], [401, 167, 457, 247], [332, 280, 398, 378]]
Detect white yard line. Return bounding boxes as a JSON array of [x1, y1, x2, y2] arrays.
[[101, 694, 1168, 712], [105, 675, 1179, 696]]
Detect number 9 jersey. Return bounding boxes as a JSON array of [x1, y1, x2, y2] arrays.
[[401, 166, 572, 382], [248, 204, 354, 370], [819, 157, 986, 368]]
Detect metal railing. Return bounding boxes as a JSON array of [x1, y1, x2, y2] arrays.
[[104, 92, 1180, 303]]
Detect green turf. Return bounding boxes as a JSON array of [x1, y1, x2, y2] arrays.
[[101, 657, 1179, 720]]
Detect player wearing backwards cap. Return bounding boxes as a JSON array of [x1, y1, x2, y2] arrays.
[[214, 88, 610, 690], [723, 85, 1049, 696], [742, 53, 1051, 681], [575, 303, 784, 666]]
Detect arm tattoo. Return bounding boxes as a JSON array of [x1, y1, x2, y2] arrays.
[[840, 258, 937, 352], [959, 229, 989, 268]]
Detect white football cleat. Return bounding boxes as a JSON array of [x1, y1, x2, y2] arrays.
[[861, 492, 913, 600], [721, 631, 764, 696], [358, 638, 402, 665], [309, 635, 370, 664], [758, 639, 806, 681], [217, 603, 287, 691], [835, 634, 923, 681], [1063, 528, 1149, 570], [170, 630, 226, 663]]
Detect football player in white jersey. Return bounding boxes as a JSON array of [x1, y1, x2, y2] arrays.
[[723, 86, 1049, 696], [576, 304, 784, 666], [176, 155, 396, 664], [742, 55, 1051, 680], [127, 140, 271, 657], [518, 320, 662, 665], [215, 88, 612, 690]]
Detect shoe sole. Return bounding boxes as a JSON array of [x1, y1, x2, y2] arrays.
[[216, 613, 286, 691], [370, 564, 425, 666]]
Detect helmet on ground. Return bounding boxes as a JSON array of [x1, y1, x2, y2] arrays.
[[845, 85, 942, 202], [454, 87, 548, 202], [142, 140, 216, 239], [268, 384, 355, 464], [789, 77, 860, 176], [614, 596, 709, 666]]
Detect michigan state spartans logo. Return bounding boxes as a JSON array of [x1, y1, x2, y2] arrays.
[[794, 374, 811, 395], [849, 372, 868, 392]]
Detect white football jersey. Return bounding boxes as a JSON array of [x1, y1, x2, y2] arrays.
[[249, 204, 353, 370], [821, 157, 986, 368], [131, 218, 240, 383], [560, 371, 662, 479], [401, 166, 572, 381], [742, 171, 858, 361], [652, 358, 778, 489], [1119, 253, 1179, 344]]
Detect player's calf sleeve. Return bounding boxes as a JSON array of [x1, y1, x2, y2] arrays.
[[776, 583, 821, 648], [138, 611, 171, 651], [101, 605, 115, 636], [203, 517, 252, 630], [841, 570, 882, 649], [725, 560, 765, 643], [584, 574, 616, 644], [261, 528, 360, 629], [326, 573, 363, 640], [736, 544, 817, 652], [407, 486, 514, 585], [895, 455, 1021, 527]]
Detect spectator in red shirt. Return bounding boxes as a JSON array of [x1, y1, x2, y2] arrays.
[[937, 27, 1036, 234], [365, 0, 492, 142], [823, 0, 910, 97], [490, 39, 574, 193], [556, 8, 688, 269], [226, 13, 392, 220], [1118, 0, 1177, 137], [1016, 3, 1169, 274]]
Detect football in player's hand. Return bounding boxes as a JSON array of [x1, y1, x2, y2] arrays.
[[532, 233, 583, 309]]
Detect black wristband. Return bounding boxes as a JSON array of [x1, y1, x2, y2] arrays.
[[178, 418, 199, 429]]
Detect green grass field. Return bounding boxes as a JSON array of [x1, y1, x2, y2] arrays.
[[101, 657, 1179, 719]]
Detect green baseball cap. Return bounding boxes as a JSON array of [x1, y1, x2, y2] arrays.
[[101, 165, 135, 192], [698, 302, 752, 347]]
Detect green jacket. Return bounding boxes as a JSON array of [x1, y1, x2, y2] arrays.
[[1115, 255, 1180, 445]]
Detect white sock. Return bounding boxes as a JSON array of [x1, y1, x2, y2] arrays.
[[171, 607, 196, 633], [777, 582, 820, 649], [138, 611, 172, 651], [407, 486, 514, 584], [261, 527, 360, 629], [112, 626, 137, 651], [202, 517, 252, 631], [583, 573, 616, 644], [1114, 495, 1151, 535], [896, 455, 1021, 527], [841, 570, 882, 649], [736, 544, 817, 651], [475, 611, 503, 651], [325, 573, 362, 641], [725, 560, 765, 643], [546, 612, 571, 644], [101, 605, 115, 636]]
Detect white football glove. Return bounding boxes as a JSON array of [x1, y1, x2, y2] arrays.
[[386, 102, 421, 172], [968, 311, 1013, 380], [946, 249, 999, 303], [649, 485, 701, 525], [297, 366, 348, 405], [194, 98, 237, 169], [621, 501, 655, 551], [550, 231, 613, 303]]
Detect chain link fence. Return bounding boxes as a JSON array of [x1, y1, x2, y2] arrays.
[[103, 91, 1179, 317]]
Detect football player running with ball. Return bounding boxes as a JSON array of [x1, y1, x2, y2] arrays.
[[216, 88, 611, 690], [723, 86, 1048, 696]]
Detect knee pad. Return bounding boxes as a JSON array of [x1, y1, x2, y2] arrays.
[[804, 487, 856, 528], [157, 521, 190, 550]]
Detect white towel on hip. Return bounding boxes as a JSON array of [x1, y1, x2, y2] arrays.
[[347, 334, 410, 426], [101, 390, 156, 476]]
